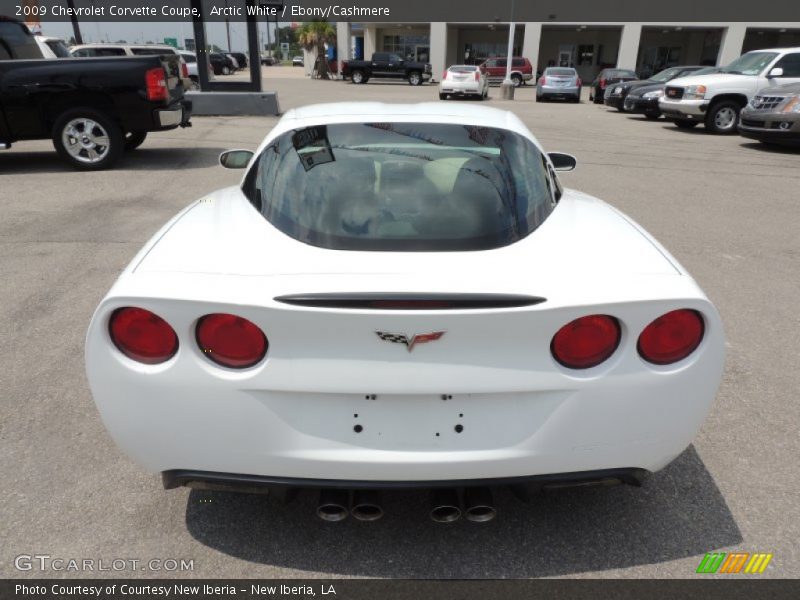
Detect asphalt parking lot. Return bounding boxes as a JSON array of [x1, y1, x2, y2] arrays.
[[2, 73, 799, 579]]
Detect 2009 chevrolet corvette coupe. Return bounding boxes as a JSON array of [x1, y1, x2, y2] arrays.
[[86, 103, 724, 523]]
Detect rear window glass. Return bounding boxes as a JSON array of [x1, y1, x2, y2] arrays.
[[0, 21, 43, 59], [607, 69, 637, 78], [45, 39, 70, 57], [244, 122, 556, 252], [546, 68, 575, 76], [449, 66, 477, 73]]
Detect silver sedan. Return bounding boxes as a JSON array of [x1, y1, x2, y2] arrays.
[[536, 67, 582, 103]]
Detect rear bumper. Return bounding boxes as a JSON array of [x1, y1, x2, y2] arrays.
[[440, 81, 482, 95], [162, 467, 649, 493], [538, 85, 580, 98], [154, 100, 192, 130]]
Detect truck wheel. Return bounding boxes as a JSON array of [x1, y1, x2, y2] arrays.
[[124, 131, 148, 151], [52, 108, 123, 171], [705, 100, 741, 135], [511, 74, 522, 87], [351, 70, 366, 84], [221, 65, 231, 75], [674, 119, 699, 129], [407, 71, 422, 86]]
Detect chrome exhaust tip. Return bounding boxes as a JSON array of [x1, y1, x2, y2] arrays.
[[463, 487, 496, 523], [351, 490, 384, 521], [316, 489, 349, 522], [429, 489, 461, 523]]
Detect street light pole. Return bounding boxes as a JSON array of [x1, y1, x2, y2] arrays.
[[501, 0, 516, 100]]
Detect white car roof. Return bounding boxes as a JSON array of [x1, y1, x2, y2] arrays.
[[284, 102, 519, 128], [257, 102, 542, 168], [744, 47, 800, 53], [71, 43, 176, 51]]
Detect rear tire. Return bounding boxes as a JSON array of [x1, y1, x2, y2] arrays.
[[124, 131, 147, 151], [439, 93, 447, 100], [674, 119, 699, 129], [350, 69, 365, 84], [593, 91, 604, 104], [52, 107, 123, 171], [705, 100, 741, 135], [511, 74, 522, 87], [221, 65, 231, 76], [408, 71, 422, 86]]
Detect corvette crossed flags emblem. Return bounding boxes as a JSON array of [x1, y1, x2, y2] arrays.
[[375, 330, 446, 352]]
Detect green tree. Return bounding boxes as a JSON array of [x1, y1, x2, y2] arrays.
[[296, 20, 336, 79]]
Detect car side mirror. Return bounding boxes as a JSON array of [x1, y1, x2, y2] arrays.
[[548, 152, 577, 172], [219, 149, 254, 169], [768, 67, 784, 78]]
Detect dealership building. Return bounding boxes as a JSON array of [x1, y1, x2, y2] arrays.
[[334, 22, 800, 81]]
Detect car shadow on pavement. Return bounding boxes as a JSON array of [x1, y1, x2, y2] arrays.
[[738, 141, 800, 154], [0, 147, 226, 174], [184, 445, 741, 577]]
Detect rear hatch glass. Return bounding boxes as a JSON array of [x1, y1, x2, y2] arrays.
[[244, 122, 556, 251]]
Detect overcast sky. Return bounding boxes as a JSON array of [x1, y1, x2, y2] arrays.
[[40, 20, 284, 53]]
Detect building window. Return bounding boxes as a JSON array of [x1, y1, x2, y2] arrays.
[[382, 34, 430, 62]]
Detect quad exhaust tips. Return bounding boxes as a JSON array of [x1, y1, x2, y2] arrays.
[[351, 490, 384, 521], [317, 487, 495, 523], [463, 487, 496, 522], [429, 489, 462, 523], [316, 489, 349, 522]]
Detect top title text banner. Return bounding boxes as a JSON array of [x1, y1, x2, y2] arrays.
[[3, 0, 800, 23]]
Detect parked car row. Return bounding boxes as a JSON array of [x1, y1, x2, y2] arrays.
[[597, 47, 800, 147]]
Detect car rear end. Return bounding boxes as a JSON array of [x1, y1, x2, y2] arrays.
[[85, 109, 724, 518], [439, 66, 483, 97], [537, 68, 581, 101], [739, 86, 800, 145], [138, 53, 192, 131], [86, 190, 724, 495]]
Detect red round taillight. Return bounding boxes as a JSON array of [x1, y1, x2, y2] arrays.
[[638, 309, 704, 365], [196, 313, 267, 369], [551, 315, 621, 369], [109, 307, 178, 364]]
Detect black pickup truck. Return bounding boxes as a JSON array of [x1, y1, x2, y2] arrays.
[[341, 52, 432, 86], [0, 18, 191, 170]]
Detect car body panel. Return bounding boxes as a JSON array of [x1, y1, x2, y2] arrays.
[[660, 48, 800, 122], [536, 68, 581, 100], [479, 57, 533, 85], [607, 66, 705, 110], [739, 82, 800, 143], [439, 65, 488, 97], [85, 102, 724, 484]]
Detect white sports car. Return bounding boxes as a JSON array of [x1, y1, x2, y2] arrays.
[[86, 103, 725, 523]]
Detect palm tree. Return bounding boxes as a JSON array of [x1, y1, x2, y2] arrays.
[[296, 21, 336, 79]]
